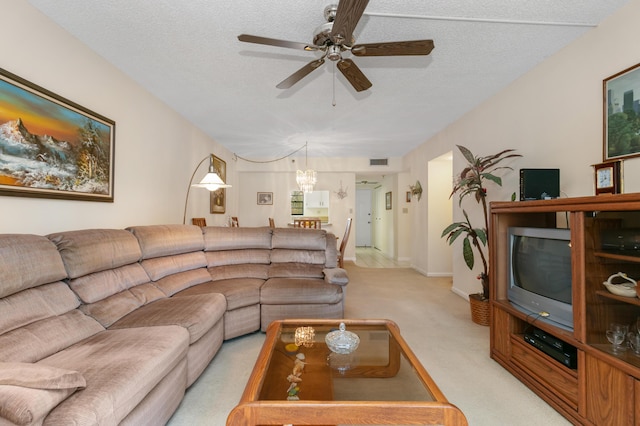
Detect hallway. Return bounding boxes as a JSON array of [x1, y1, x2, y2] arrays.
[[354, 247, 411, 268]]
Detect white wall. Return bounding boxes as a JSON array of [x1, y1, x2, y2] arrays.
[[0, 1, 236, 234], [405, 0, 640, 297], [237, 171, 357, 260], [427, 153, 453, 277]]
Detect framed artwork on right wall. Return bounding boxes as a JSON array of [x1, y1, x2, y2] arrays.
[[604, 62, 640, 161]]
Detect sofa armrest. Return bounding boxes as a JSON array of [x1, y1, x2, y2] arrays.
[[323, 268, 349, 286]]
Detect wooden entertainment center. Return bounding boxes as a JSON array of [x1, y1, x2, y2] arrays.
[[489, 193, 640, 425]]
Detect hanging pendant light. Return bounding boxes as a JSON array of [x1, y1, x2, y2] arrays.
[[296, 142, 316, 193]]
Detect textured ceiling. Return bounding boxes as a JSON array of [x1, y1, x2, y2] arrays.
[[28, 0, 630, 160]]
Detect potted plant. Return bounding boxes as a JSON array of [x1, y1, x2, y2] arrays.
[[441, 145, 521, 325]]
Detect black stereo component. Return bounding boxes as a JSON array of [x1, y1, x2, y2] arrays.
[[601, 228, 640, 251], [524, 327, 577, 369], [519, 168, 560, 201]]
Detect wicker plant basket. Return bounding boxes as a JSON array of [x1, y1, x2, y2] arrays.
[[469, 293, 490, 326]]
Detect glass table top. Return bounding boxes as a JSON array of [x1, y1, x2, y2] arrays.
[[258, 321, 435, 403]]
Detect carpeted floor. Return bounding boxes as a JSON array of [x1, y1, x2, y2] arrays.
[[167, 264, 571, 425]]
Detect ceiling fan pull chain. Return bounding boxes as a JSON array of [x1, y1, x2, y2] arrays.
[[332, 62, 337, 107]]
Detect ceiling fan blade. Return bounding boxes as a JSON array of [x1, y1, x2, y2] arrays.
[[337, 59, 372, 92], [352, 40, 435, 57], [330, 0, 369, 46], [238, 34, 317, 51], [276, 58, 326, 89]]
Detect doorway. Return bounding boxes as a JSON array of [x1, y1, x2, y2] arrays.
[[355, 189, 372, 247]]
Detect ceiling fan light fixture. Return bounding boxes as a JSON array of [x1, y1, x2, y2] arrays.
[[327, 45, 342, 61]]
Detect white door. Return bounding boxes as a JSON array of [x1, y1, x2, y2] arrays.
[[356, 189, 372, 247]]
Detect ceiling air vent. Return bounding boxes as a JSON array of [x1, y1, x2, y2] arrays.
[[369, 158, 388, 166]]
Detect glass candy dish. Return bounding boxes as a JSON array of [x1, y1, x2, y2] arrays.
[[325, 322, 360, 354]]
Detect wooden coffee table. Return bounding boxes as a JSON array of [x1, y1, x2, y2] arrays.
[[227, 319, 467, 425]]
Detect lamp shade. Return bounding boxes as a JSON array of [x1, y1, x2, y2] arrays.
[[192, 171, 231, 191]]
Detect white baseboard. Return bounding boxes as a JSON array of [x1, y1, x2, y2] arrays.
[[450, 286, 470, 301], [426, 272, 453, 277]]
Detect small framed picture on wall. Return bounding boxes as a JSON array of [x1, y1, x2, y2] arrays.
[[257, 192, 273, 205], [385, 191, 392, 210]]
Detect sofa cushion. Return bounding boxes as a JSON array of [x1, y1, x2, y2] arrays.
[[0, 309, 105, 364], [175, 278, 263, 310], [261, 278, 343, 305], [0, 384, 80, 426], [40, 326, 189, 425], [79, 283, 167, 328], [140, 251, 207, 281], [0, 282, 80, 336], [269, 263, 325, 278], [0, 234, 67, 299], [48, 229, 142, 279], [68, 263, 150, 304], [127, 224, 204, 259], [270, 249, 327, 265], [205, 249, 271, 266], [0, 363, 85, 390], [271, 228, 326, 250], [153, 268, 213, 296], [109, 294, 226, 344], [208, 264, 270, 281], [203, 226, 272, 251]]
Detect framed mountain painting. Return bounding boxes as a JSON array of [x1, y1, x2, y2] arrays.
[[0, 67, 115, 201]]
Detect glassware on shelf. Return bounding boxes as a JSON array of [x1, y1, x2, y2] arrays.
[[629, 332, 640, 356], [606, 323, 629, 354]]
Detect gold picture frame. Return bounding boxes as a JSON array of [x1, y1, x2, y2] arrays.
[[0, 67, 115, 202], [209, 155, 226, 214]]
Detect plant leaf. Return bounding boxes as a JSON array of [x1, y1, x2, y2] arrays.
[[462, 238, 474, 269], [475, 228, 487, 245], [481, 173, 502, 186], [457, 145, 476, 164]]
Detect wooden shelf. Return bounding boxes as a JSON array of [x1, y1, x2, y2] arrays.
[[596, 290, 640, 306], [489, 193, 640, 424], [594, 250, 640, 263]]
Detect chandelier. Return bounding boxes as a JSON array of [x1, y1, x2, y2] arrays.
[[296, 142, 316, 193]]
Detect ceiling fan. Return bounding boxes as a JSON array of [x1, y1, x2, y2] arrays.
[[237, 0, 435, 92]]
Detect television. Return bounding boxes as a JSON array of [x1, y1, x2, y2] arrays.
[[508, 226, 573, 331]]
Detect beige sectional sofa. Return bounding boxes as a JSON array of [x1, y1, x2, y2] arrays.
[[0, 225, 347, 425]]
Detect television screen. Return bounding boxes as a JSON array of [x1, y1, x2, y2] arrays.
[[508, 227, 573, 331], [512, 235, 572, 304]]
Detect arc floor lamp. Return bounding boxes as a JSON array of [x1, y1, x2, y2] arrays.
[[182, 154, 231, 224]]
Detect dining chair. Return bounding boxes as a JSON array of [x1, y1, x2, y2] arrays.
[[338, 217, 352, 268], [191, 217, 207, 227], [231, 217, 239, 227], [294, 218, 320, 229]]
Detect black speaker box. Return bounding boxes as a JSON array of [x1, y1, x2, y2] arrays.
[[519, 168, 560, 201]]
